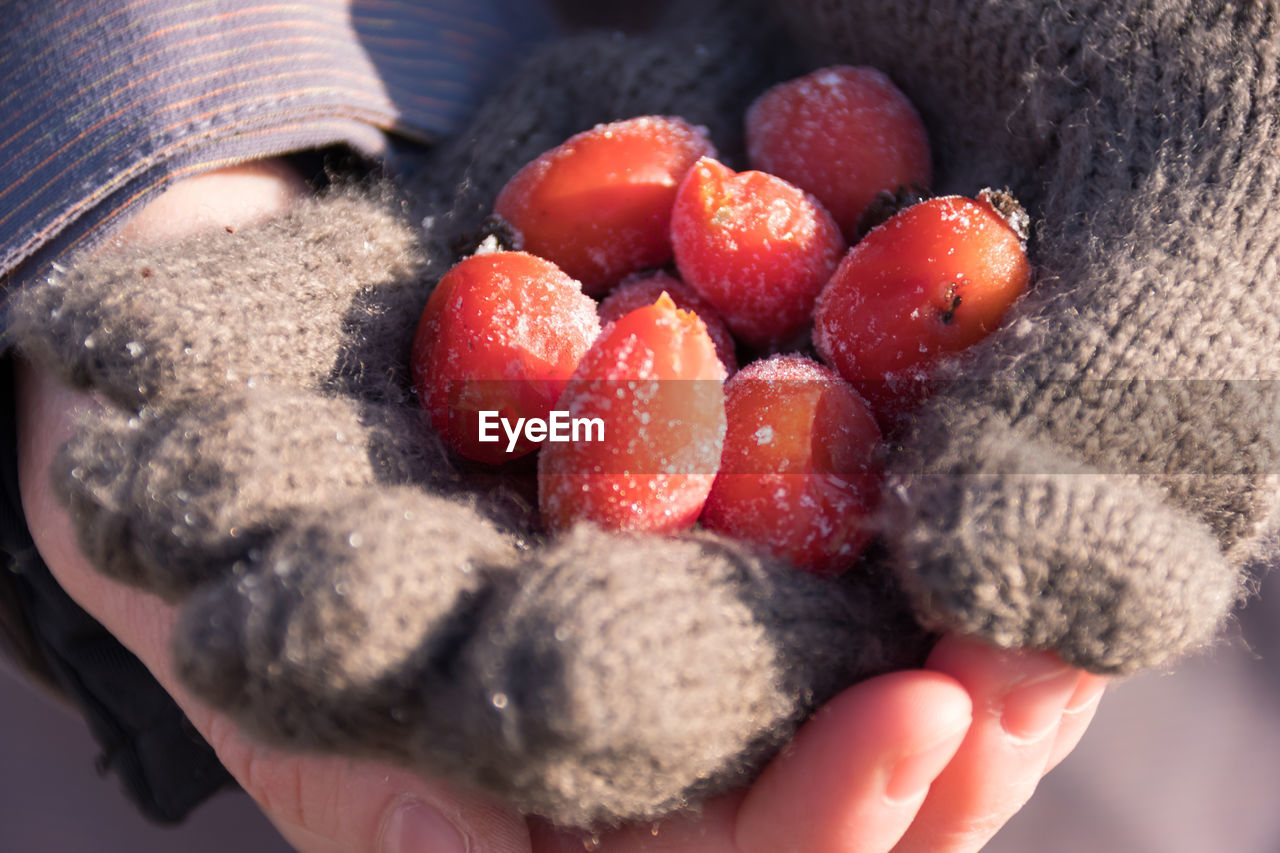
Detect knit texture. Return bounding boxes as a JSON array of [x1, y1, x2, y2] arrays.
[[777, 0, 1277, 669], [10, 0, 1277, 828]]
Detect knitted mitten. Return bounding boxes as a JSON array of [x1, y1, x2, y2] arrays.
[[771, 0, 1275, 671], [12, 0, 1275, 829]]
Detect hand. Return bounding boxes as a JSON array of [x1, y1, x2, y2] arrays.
[[15, 162, 1106, 853], [530, 637, 1105, 853]]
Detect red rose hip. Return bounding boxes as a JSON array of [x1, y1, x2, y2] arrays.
[[411, 251, 601, 465], [539, 293, 727, 533], [746, 65, 932, 240], [670, 156, 845, 349], [701, 355, 882, 576], [493, 116, 715, 294], [597, 270, 738, 374], [812, 193, 1031, 416]]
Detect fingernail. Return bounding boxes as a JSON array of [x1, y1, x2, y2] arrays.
[[1000, 667, 1082, 742], [884, 719, 971, 804], [383, 801, 469, 853], [1064, 674, 1108, 715]]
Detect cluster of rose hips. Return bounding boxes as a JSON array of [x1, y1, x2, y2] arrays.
[[411, 66, 1031, 577]]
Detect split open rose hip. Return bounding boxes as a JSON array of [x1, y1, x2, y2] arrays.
[[670, 156, 845, 349], [493, 115, 715, 294], [410, 251, 601, 465], [538, 293, 727, 533], [597, 270, 739, 374]]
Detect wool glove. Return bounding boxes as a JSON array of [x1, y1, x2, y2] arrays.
[[772, 0, 1274, 671], [11, 0, 1273, 829]]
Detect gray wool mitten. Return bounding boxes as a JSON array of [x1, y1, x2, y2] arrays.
[[10, 0, 1276, 830], [772, 0, 1277, 672]]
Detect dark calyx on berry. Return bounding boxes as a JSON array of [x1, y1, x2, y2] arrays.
[[977, 187, 1030, 248], [449, 214, 525, 259], [939, 283, 963, 325], [854, 183, 932, 239]]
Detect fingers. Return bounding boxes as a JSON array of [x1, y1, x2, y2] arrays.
[[18, 357, 1107, 853], [525, 670, 973, 853], [528, 797, 744, 853], [1045, 673, 1108, 773], [735, 670, 973, 853], [890, 635, 1090, 853]]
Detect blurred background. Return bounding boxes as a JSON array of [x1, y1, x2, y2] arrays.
[[0, 658, 291, 852], [3, 567, 1277, 853]]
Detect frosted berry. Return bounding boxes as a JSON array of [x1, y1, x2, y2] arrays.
[[670, 156, 845, 349], [539, 293, 727, 533], [597, 270, 738, 374], [411, 251, 600, 464], [746, 66, 932, 241], [813, 193, 1031, 418], [493, 116, 715, 294], [702, 355, 882, 576]]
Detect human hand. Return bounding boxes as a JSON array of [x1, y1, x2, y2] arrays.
[[529, 636, 1105, 853], [14, 161, 1105, 853]]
